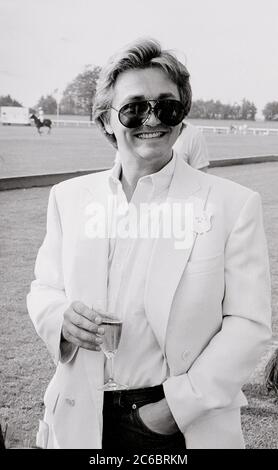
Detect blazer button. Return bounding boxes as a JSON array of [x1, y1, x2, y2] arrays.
[[181, 350, 190, 361], [65, 398, 75, 407]]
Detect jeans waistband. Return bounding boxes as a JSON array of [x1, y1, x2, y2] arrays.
[[103, 384, 164, 410]]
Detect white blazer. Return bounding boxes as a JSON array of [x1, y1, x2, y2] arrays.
[[27, 156, 272, 449]]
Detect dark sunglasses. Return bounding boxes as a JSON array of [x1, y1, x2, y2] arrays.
[[111, 99, 186, 128]]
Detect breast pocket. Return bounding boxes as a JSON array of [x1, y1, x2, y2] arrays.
[[186, 253, 224, 275]]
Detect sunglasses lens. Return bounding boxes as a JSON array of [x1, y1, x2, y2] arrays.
[[119, 102, 149, 128], [118, 100, 186, 128], [155, 100, 185, 126]]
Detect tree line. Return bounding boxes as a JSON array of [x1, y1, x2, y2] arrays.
[[1, 65, 278, 121], [0, 94, 23, 107], [190, 99, 257, 120]]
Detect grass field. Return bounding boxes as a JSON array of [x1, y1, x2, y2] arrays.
[[0, 124, 278, 178], [0, 161, 277, 448]]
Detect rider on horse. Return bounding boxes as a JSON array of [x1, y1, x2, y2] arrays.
[[38, 107, 44, 123], [30, 112, 52, 135]]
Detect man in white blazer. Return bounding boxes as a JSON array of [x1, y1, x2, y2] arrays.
[[27, 38, 271, 450]]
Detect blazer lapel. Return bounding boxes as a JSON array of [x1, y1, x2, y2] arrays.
[[69, 173, 113, 399], [70, 173, 114, 311], [144, 158, 211, 352]]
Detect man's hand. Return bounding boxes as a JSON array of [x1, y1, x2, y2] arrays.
[[138, 398, 180, 435], [61, 301, 105, 351]]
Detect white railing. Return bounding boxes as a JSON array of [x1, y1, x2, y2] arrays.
[[246, 127, 278, 136], [198, 125, 278, 135], [198, 125, 230, 134], [51, 119, 94, 127]]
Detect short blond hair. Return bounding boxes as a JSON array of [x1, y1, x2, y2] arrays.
[[93, 38, 192, 148]]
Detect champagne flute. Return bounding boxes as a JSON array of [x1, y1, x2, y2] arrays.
[[99, 314, 127, 391]]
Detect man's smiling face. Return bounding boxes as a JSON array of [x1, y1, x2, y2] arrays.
[[104, 67, 183, 167]]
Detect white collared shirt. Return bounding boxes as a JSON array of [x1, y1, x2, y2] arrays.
[[105, 154, 176, 388], [173, 122, 209, 170]]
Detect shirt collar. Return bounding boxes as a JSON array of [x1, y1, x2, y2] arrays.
[[109, 155, 122, 188], [109, 151, 176, 194]]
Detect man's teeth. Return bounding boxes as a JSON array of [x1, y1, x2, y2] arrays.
[[136, 132, 165, 139]]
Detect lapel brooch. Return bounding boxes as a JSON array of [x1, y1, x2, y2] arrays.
[[194, 211, 212, 234]]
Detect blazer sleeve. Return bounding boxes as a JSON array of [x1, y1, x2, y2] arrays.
[[163, 191, 272, 432], [27, 185, 77, 365]]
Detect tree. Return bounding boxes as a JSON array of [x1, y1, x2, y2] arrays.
[[0, 94, 22, 107], [240, 99, 257, 120], [262, 101, 278, 121], [60, 65, 101, 119], [34, 95, 57, 114], [188, 100, 203, 118], [222, 103, 234, 120], [229, 103, 241, 120], [188, 98, 257, 120]]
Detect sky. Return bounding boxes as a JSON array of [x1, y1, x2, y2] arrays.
[[0, 0, 278, 116]]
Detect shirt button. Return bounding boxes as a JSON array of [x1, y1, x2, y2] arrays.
[[132, 403, 137, 410], [65, 398, 75, 407]]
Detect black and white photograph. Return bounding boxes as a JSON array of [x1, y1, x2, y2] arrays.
[[0, 0, 277, 455]]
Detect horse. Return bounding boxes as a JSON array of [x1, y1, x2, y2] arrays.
[[30, 114, 52, 135]]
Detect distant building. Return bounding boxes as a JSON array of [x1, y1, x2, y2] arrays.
[[0, 106, 30, 125]]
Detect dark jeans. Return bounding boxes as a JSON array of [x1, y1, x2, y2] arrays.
[[102, 385, 186, 452]]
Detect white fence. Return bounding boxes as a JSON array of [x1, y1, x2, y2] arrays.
[[245, 128, 278, 136], [198, 125, 278, 136], [51, 119, 94, 127]]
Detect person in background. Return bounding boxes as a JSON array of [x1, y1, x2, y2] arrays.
[[27, 38, 271, 451], [173, 121, 209, 171], [38, 107, 44, 123]]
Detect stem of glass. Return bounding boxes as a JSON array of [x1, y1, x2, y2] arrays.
[[108, 353, 115, 383]]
